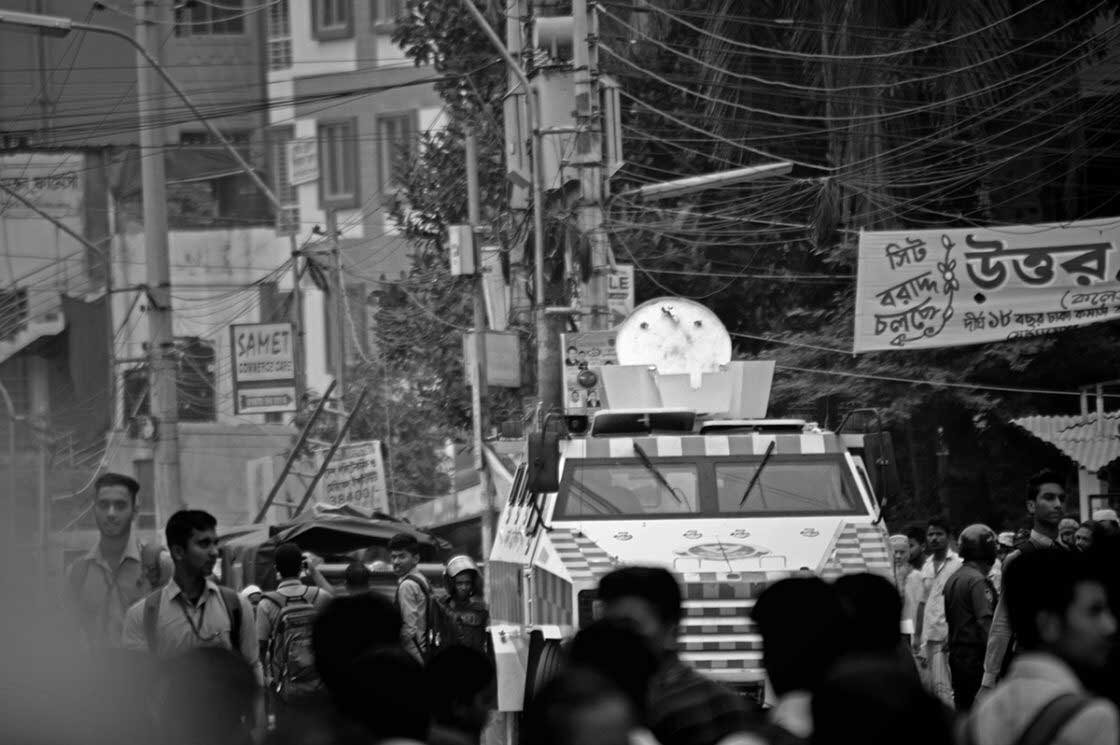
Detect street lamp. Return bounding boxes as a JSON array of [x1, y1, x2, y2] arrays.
[[613, 161, 795, 202]]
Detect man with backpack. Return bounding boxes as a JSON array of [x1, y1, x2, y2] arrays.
[[121, 510, 262, 684], [390, 533, 433, 663], [256, 543, 332, 697], [255, 542, 332, 740], [963, 548, 1117, 745]]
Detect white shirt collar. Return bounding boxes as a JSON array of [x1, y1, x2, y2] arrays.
[[165, 576, 220, 606]]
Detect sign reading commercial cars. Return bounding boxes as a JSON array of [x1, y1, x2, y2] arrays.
[[230, 322, 298, 414], [854, 218, 1120, 352]]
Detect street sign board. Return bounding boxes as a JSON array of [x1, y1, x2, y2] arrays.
[[231, 323, 295, 382], [607, 264, 635, 326], [319, 440, 389, 513], [287, 138, 319, 186], [464, 331, 522, 388], [230, 322, 297, 415], [236, 386, 298, 415]]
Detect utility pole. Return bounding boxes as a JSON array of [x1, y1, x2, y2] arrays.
[[136, 0, 181, 519], [327, 210, 346, 439], [572, 0, 610, 330], [465, 132, 494, 595], [459, 0, 558, 413]]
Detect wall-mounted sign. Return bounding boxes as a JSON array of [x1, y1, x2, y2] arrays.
[[854, 218, 1120, 352], [230, 322, 297, 414], [561, 329, 617, 414], [286, 138, 319, 186], [607, 264, 635, 326], [464, 331, 522, 388], [320, 440, 389, 513]]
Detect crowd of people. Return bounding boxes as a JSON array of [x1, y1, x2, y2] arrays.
[[8, 468, 1120, 745]]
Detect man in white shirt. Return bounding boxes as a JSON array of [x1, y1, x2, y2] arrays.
[[964, 548, 1117, 745], [122, 509, 262, 684], [982, 470, 1071, 690], [914, 517, 962, 707]]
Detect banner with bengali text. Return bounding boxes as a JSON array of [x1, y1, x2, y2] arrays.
[[854, 218, 1120, 352]]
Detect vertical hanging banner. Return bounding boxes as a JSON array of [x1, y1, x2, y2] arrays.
[[854, 218, 1120, 352], [561, 330, 618, 414]]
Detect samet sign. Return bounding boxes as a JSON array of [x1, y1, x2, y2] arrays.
[[854, 218, 1120, 352], [230, 322, 297, 415], [230, 323, 295, 382]]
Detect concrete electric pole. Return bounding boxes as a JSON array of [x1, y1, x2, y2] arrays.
[[136, 0, 182, 518], [572, 0, 611, 331], [465, 132, 495, 587]]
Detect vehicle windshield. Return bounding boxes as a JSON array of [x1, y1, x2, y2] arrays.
[[559, 462, 700, 517], [715, 461, 859, 514], [555, 455, 863, 519]]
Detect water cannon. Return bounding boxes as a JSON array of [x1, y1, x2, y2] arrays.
[[592, 298, 774, 418]]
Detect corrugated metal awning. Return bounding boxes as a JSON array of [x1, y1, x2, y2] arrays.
[[1011, 412, 1120, 472]]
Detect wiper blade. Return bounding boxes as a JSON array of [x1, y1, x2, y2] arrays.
[[739, 440, 776, 506], [633, 442, 685, 505]]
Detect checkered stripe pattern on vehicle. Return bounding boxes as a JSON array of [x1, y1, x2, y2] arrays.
[[532, 566, 573, 625], [548, 529, 614, 583], [819, 522, 893, 581], [563, 432, 841, 459]]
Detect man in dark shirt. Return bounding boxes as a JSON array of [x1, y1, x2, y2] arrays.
[[597, 567, 757, 745], [944, 524, 999, 711]]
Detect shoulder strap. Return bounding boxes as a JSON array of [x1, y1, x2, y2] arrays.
[[397, 574, 431, 605], [217, 586, 242, 650], [143, 590, 161, 653], [262, 591, 286, 609], [1013, 693, 1091, 745]]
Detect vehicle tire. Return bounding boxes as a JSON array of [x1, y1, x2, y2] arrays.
[[523, 637, 562, 707]]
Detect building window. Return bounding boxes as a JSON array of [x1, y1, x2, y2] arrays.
[[319, 120, 359, 208], [311, 0, 354, 41], [372, 0, 405, 28], [175, 0, 245, 36], [377, 113, 416, 193], [267, 0, 293, 70], [270, 127, 301, 233]]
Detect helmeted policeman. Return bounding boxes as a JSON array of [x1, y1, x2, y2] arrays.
[[437, 555, 490, 655]]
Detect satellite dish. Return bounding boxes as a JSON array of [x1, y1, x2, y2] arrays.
[[615, 297, 732, 379]]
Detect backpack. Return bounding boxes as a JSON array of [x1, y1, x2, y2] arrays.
[[395, 575, 452, 661], [143, 584, 242, 653], [961, 692, 1090, 745], [262, 587, 323, 702]]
